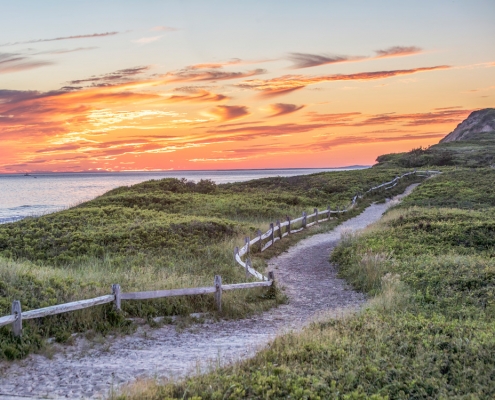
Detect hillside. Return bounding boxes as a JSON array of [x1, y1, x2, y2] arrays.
[[376, 108, 495, 168], [440, 108, 495, 142]]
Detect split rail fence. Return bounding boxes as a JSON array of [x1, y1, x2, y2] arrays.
[[0, 170, 439, 336]]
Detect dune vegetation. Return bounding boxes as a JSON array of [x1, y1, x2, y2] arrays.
[[0, 167, 420, 360], [117, 168, 495, 399], [376, 132, 495, 169]]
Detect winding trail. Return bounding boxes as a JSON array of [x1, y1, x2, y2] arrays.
[[0, 184, 418, 400]]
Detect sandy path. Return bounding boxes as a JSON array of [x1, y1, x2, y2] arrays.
[[0, 184, 418, 400]]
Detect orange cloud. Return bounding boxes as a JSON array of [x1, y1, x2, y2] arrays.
[[211, 131, 446, 159], [186, 59, 242, 69], [204, 122, 330, 141], [237, 65, 450, 96], [305, 109, 472, 127], [358, 109, 472, 126], [203, 105, 250, 122], [164, 89, 228, 103], [268, 103, 305, 117], [305, 111, 362, 123]]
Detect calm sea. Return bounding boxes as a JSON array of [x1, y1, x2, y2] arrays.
[[0, 168, 365, 224]]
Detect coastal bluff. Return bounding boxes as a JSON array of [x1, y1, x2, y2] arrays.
[[440, 108, 495, 143]]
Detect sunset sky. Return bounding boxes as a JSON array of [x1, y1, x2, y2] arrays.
[[1, 0, 494, 173]]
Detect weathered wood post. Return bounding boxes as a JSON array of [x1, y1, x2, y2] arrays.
[[302, 211, 307, 228], [270, 223, 274, 245], [12, 300, 22, 337], [286, 216, 291, 234], [214, 275, 222, 312], [246, 258, 252, 279], [257, 229, 262, 252], [234, 246, 239, 261], [267, 271, 276, 298], [245, 236, 250, 256], [327, 205, 331, 218], [276, 219, 282, 239], [112, 284, 121, 311], [314, 208, 318, 224]]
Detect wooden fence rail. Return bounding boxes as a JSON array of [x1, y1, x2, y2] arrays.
[[234, 169, 441, 281], [0, 273, 275, 336], [1, 169, 440, 337]]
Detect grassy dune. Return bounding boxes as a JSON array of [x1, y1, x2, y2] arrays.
[[376, 132, 495, 169], [0, 168, 418, 359], [118, 168, 495, 399]]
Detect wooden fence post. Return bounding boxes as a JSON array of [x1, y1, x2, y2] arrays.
[[276, 220, 282, 239], [327, 205, 331, 217], [257, 229, 262, 252], [286, 216, 291, 234], [234, 246, 239, 261], [245, 236, 250, 256], [267, 271, 276, 297], [246, 258, 252, 279], [314, 208, 318, 224], [112, 284, 121, 311], [302, 211, 307, 228], [214, 275, 222, 312], [270, 223, 274, 245], [12, 300, 22, 337]]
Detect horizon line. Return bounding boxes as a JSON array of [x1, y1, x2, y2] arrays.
[[0, 165, 371, 175]]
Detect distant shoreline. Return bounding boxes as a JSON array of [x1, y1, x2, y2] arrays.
[[0, 166, 370, 176]]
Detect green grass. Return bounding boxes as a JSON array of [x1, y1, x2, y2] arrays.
[[376, 131, 495, 168], [117, 167, 495, 399], [0, 168, 420, 360]]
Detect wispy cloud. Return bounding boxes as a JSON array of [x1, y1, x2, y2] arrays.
[[237, 65, 450, 96], [210, 131, 446, 160], [288, 53, 365, 69], [189, 157, 247, 162], [305, 111, 362, 123], [287, 46, 423, 69], [67, 66, 150, 86], [0, 52, 53, 74], [34, 47, 98, 55], [305, 109, 472, 127], [205, 122, 330, 140], [0, 31, 121, 47], [433, 106, 464, 110], [267, 103, 305, 117], [186, 59, 242, 70], [165, 89, 228, 103], [359, 109, 471, 126], [164, 67, 266, 82], [203, 105, 250, 121], [375, 46, 423, 58]]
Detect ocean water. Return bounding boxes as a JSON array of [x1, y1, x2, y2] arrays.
[[0, 168, 365, 224]]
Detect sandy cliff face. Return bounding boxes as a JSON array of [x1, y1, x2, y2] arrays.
[[440, 108, 495, 143]]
